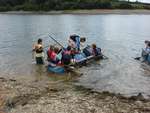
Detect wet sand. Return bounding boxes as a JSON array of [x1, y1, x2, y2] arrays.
[[0, 77, 150, 113], [0, 9, 150, 15]]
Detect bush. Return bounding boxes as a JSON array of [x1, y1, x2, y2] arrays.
[[117, 3, 133, 9], [0, 0, 149, 11], [143, 5, 150, 9], [23, 4, 39, 11], [13, 5, 24, 10], [0, 5, 11, 11], [0, 7, 8, 11]]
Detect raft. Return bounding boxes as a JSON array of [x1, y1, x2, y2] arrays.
[[47, 52, 104, 74], [47, 65, 65, 74], [73, 53, 103, 66]]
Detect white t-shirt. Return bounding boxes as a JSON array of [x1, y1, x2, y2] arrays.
[[80, 42, 86, 51], [145, 47, 150, 53]]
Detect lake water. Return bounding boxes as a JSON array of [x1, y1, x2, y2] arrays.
[[0, 14, 150, 97]]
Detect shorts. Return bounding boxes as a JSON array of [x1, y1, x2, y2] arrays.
[[36, 57, 44, 64]]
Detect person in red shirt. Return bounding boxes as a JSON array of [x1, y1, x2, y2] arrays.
[[47, 46, 60, 64]]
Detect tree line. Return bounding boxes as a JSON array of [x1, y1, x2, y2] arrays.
[[0, 0, 149, 11]]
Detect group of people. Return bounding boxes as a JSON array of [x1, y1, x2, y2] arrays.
[[33, 34, 102, 65], [33, 38, 150, 65]]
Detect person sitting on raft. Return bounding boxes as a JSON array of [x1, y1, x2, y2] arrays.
[[47, 45, 54, 61], [92, 44, 102, 56], [80, 37, 86, 52], [47, 46, 60, 65], [33, 38, 44, 64], [61, 46, 72, 65]]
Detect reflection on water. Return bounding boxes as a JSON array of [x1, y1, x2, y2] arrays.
[[0, 14, 150, 97]]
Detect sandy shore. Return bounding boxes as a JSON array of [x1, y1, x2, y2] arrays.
[[0, 9, 150, 15], [0, 77, 150, 113]]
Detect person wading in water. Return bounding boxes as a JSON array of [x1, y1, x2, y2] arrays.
[[142, 41, 150, 62], [33, 38, 44, 64]]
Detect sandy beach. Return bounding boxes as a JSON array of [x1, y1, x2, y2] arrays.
[[0, 76, 150, 113]]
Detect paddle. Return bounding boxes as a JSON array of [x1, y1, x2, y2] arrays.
[[48, 34, 64, 49], [31, 34, 62, 52], [134, 57, 141, 60], [102, 55, 109, 60]]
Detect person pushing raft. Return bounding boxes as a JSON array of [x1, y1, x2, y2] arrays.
[[141, 40, 150, 62], [32, 38, 44, 64]]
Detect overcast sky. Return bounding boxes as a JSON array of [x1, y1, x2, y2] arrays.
[[130, 0, 150, 3]]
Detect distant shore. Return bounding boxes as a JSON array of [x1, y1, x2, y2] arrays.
[[0, 9, 150, 15]]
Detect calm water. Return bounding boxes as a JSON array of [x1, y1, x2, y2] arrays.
[[0, 14, 150, 97]]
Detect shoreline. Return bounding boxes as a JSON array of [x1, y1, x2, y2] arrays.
[[0, 77, 150, 113], [0, 9, 150, 15]]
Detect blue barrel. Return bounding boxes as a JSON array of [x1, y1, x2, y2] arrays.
[[74, 53, 86, 61], [48, 65, 65, 74]]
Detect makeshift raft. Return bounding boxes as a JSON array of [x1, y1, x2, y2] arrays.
[[47, 52, 104, 74], [46, 34, 106, 74]]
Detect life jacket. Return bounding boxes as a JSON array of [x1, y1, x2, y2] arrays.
[[63, 50, 71, 55], [50, 51, 57, 61], [93, 48, 101, 56], [61, 50, 72, 65], [47, 49, 52, 59], [96, 48, 102, 55], [83, 46, 93, 57], [47, 49, 57, 61]]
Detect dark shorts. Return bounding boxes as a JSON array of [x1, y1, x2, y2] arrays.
[[36, 57, 44, 65]]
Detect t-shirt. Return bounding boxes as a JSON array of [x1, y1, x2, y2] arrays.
[[145, 47, 150, 53], [80, 42, 86, 51]]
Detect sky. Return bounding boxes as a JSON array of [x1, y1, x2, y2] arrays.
[[130, 0, 150, 3]]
